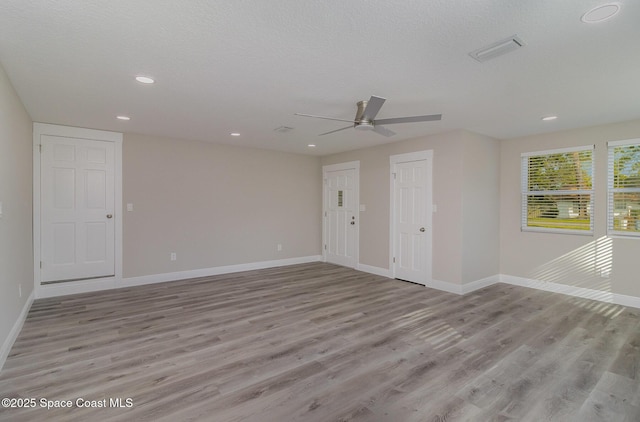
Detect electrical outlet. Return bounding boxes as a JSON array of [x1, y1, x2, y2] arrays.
[[277, 244, 282, 252], [170, 252, 177, 261]]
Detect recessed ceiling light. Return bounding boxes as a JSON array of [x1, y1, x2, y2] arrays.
[[230, 132, 241, 137], [581, 3, 621, 23], [135, 76, 155, 84], [116, 115, 130, 121], [542, 116, 558, 121], [308, 144, 316, 148]]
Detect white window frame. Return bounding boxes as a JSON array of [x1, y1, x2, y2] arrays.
[[607, 138, 640, 238], [521, 145, 594, 235]]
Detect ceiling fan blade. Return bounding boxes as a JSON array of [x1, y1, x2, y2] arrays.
[[294, 113, 356, 123], [374, 114, 442, 125], [373, 125, 396, 137], [361, 96, 386, 121], [319, 125, 353, 136]]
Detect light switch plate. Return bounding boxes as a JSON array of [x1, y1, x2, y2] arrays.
[[359, 204, 366, 212], [127, 203, 133, 212]]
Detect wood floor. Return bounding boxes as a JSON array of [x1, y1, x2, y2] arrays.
[[1, 263, 639, 421]]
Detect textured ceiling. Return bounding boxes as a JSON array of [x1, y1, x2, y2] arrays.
[[1, 1, 639, 155]]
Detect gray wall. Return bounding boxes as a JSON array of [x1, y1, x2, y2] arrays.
[[322, 130, 501, 286], [0, 63, 33, 356], [122, 133, 322, 278], [500, 118, 640, 297]]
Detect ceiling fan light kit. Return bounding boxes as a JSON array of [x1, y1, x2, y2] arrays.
[[295, 95, 442, 138], [354, 123, 374, 131]]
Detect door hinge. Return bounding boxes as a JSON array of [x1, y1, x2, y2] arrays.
[[393, 257, 396, 263], [40, 261, 43, 268], [39, 144, 42, 153], [324, 244, 327, 250], [324, 211, 327, 217], [392, 172, 396, 179]]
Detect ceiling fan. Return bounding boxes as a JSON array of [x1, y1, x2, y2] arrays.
[[295, 95, 442, 137]]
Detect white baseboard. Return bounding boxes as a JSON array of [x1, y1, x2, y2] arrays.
[[38, 277, 117, 299], [424, 278, 464, 294], [37, 255, 323, 298], [357, 266, 465, 294], [121, 255, 322, 288], [351, 267, 640, 309], [1, 291, 34, 371], [356, 264, 500, 296], [419, 275, 501, 295], [356, 263, 463, 293], [500, 275, 609, 300], [461, 274, 501, 294], [612, 293, 640, 309], [356, 264, 391, 278], [500, 274, 640, 309]]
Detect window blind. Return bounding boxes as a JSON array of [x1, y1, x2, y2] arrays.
[[521, 146, 594, 233], [608, 139, 640, 237]]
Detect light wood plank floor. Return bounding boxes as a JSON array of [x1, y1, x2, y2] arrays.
[[1, 263, 639, 421]]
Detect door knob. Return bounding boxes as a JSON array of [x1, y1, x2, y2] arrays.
[[106, 214, 113, 219], [419, 227, 425, 232]]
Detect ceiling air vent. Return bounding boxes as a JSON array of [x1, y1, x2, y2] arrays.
[[274, 126, 294, 133], [469, 35, 525, 63]]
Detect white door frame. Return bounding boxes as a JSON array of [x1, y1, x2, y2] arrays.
[[322, 161, 360, 268], [389, 150, 433, 284], [33, 123, 123, 298]]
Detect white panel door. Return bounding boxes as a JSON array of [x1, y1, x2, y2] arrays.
[[393, 158, 432, 284], [325, 168, 357, 267], [41, 135, 115, 282]]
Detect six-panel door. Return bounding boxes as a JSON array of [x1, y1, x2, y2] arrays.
[[394, 159, 430, 284], [40, 135, 115, 282]]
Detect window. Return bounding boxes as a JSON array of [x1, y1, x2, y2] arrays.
[[521, 146, 594, 233], [608, 139, 640, 237]]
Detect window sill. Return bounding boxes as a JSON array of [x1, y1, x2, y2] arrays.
[[606, 231, 640, 239], [521, 227, 594, 236]]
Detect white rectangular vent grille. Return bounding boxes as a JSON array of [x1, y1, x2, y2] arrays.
[[274, 126, 294, 133], [469, 35, 525, 62]]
